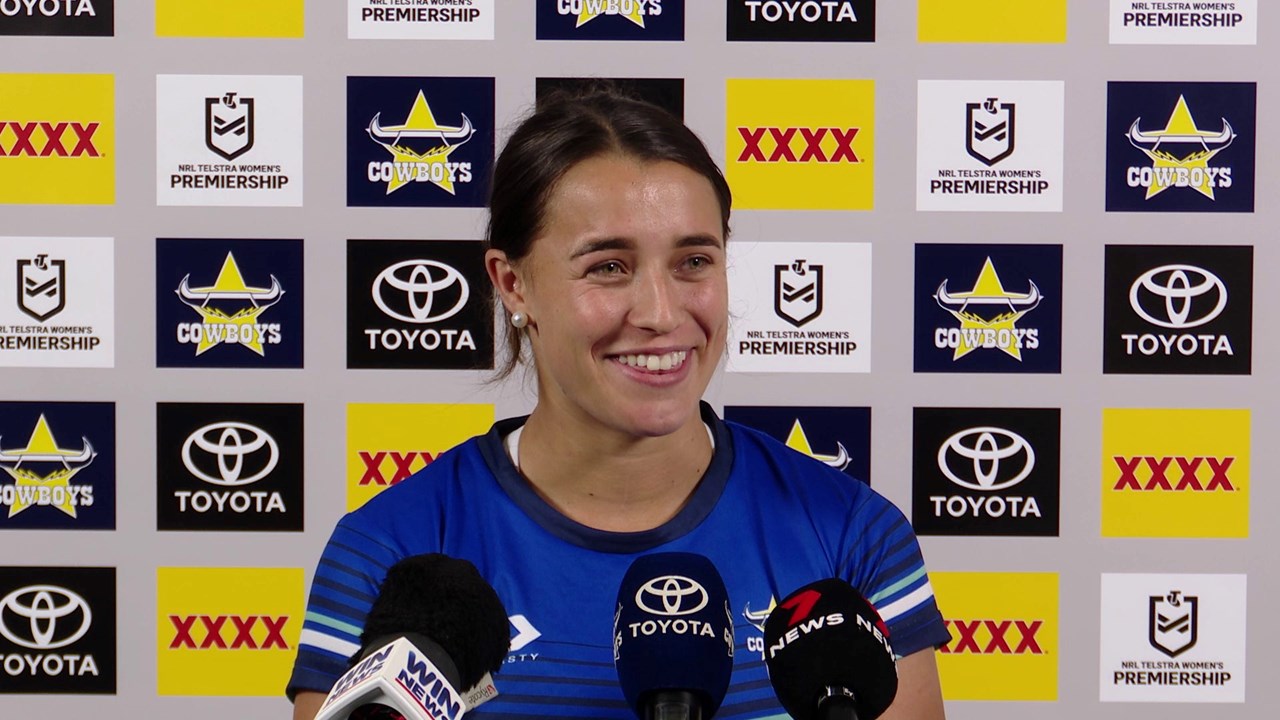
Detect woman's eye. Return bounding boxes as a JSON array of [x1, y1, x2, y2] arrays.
[[592, 261, 624, 275]]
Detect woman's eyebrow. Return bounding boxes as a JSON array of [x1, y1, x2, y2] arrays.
[[570, 237, 633, 260]]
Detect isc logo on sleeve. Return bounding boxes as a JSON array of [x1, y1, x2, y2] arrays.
[[156, 567, 303, 696], [932, 572, 1058, 701], [347, 403, 493, 510], [1101, 408, 1249, 538], [726, 79, 874, 210], [0, 74, 113, 205]]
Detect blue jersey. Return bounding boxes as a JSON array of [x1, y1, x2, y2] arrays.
[[289, 405, 949, 719]]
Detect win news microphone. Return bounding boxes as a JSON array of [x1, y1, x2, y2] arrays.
[[315, 554, 510, 720], [762, 579, 898, 720], [613, 552, 735, 720]]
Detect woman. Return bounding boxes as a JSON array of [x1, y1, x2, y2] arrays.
[[289, 90, 948, 719]]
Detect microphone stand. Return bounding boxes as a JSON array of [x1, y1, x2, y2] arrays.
[[644, 690, 702, 720], [815, 686, 860, 720]]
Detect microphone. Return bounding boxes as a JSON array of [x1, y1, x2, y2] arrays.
[[613, 552, 735, 720], [315, 554, 510, 720], [762, 579, 897, 720]]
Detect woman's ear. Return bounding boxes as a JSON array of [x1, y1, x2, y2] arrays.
[[485, 248, 527, 316]]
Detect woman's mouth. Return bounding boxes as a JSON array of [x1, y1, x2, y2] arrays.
[[614, 350, 688, 372]]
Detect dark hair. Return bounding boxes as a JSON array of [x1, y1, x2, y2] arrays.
[[485, 86, 732, 379]]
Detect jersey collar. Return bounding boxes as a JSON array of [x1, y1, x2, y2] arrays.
[[477, 402, 734, 553]]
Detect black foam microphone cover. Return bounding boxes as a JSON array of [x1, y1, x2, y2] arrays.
[[614, 552, 735, 718], [359, 553, 509, 690], [762, 578, 898, 720]]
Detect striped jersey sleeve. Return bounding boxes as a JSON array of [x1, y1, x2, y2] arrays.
[[286, 517, 405, 699], [840, 490, 950, 658]]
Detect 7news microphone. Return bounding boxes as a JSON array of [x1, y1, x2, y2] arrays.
[[762, 579, 898, 720], [315, 554, 510, 720], [614, 552, 735, 720]]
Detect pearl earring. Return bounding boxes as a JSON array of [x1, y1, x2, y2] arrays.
[[510, 311, 528, 328]]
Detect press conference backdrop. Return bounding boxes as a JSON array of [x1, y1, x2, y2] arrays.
[[0, 1, 1273, 718]]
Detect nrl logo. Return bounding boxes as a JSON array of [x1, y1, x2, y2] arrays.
[[966, 98, 1015, 167], [16, 254, 66, 322], [1149, 589, 1198, 658], [205, 92, 255, 162], [774, 259, 823, 328]]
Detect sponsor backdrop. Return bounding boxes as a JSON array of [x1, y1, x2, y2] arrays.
[[0, 1, 1275, 718]]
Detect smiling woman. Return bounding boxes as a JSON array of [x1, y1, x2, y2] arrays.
[[288, 88, 948, 720]]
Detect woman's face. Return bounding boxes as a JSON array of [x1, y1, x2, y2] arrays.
[[514, 153, 728, 439]]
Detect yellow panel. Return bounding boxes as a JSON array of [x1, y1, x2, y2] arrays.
[[156, 0, 304, 38], [0, 74, 114, 205], [156, 567, 304, 696], [726, 78, 875, 210], [346, 403, 495, 511], [932, 572, 1058, 701], [918, 0, 1068, 44], [1101, 408, 1249, 538]]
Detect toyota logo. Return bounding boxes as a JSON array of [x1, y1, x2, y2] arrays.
[[0, 585, 92, 650], [372, 260, 469, 324], [182, 422, 279, 486], [1129, 264, 1227, 330], [635, 576, 709, 617], [937, 427, 1035, 491]]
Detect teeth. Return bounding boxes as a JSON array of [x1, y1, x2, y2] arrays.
[[617, 351, 687, 372]]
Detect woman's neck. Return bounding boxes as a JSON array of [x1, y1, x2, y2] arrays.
[[515, 406, 713, 533]]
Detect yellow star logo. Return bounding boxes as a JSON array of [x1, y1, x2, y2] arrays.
[[1127, 95, 1235, 200], [0, 414, 95, 518], [367, 91, 474, 196], [577, 1, 646, 27], [785, 420, 852, 470], [176, 253, 283, 356], [935, 258, 1041, 361]]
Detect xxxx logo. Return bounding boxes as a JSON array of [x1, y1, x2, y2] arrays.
[[1112, 456, 1235, 491], [940, 619, 1044, 655], [167, 614, 289, 650], [357, 450, 436, 485], [736, 126, 860, 163], [0, 122, 100, 157]]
